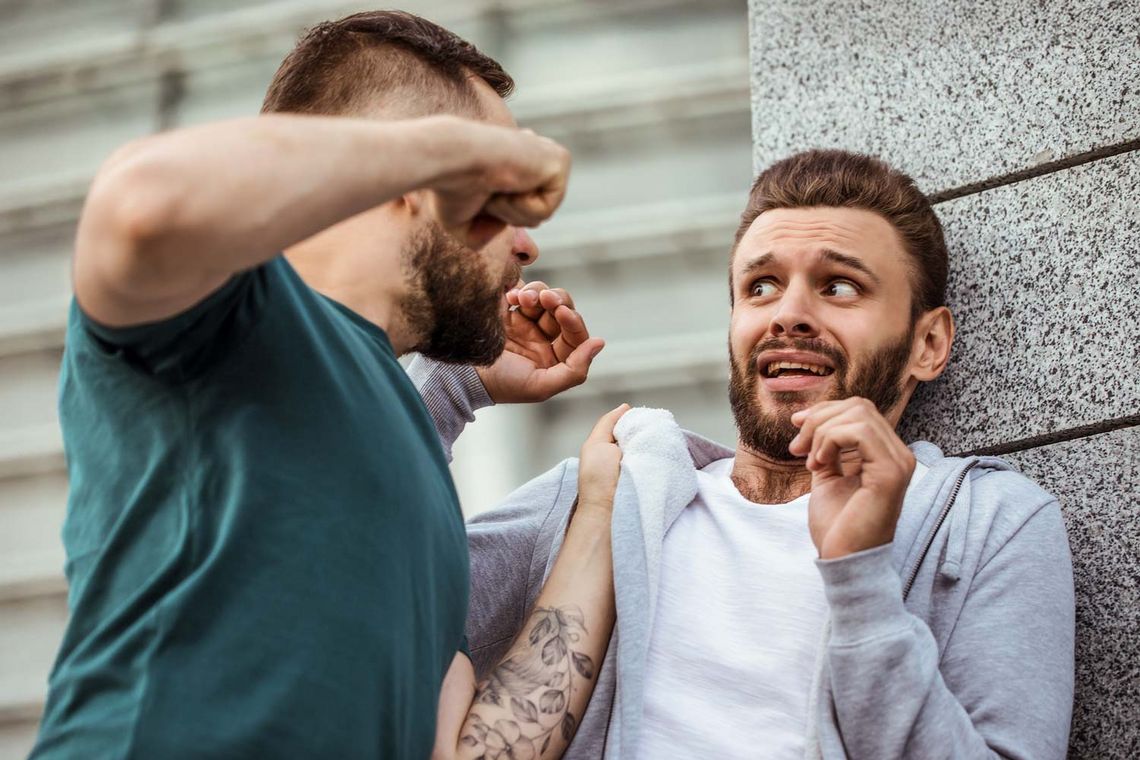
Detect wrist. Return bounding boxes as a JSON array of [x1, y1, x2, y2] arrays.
[[417, 114, 492, 188], [472, 365, 503, 404], [818, 535, 893, 560], [571, 500, 614, 524], [457, 364, 494, 410], [815, 543, 909, 644]]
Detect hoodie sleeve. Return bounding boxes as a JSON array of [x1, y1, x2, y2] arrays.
[[464, 461, 574, 679], [815, 498, 1074, 759], [406, 355, 493, 462]]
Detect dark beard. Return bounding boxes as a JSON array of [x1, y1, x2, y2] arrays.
[[399, 224, 518, 366], [728, 329, 914, 461]]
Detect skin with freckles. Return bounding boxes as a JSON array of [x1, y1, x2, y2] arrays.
[[726, 206, 954, 557]]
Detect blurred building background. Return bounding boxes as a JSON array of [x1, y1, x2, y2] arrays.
[[0, 0, 750, 754], [2, 0, 1138, 757]]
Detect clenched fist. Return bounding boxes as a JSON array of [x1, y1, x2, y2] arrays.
[[428, 117, 571, 249]]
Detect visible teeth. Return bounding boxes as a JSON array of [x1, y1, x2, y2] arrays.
[[766, 361, 830, 377]]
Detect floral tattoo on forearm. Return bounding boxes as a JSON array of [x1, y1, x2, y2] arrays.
[[460, 606, 595, 759]]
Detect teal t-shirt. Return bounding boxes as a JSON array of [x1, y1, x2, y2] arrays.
[[33, 257, 469, 758]]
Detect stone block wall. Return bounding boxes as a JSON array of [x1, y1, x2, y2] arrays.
[[748, 1, 1138, 756]]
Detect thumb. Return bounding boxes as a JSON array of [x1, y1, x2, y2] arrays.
[[531, 337, 605, 399], [562, 337, 605, 381], [585, 402, 631, 446]]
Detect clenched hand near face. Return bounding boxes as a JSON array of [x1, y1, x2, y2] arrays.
[[789, 397, 916, 560]]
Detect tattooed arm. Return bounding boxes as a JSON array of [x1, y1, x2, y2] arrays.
[[433, 404, 627, 760]]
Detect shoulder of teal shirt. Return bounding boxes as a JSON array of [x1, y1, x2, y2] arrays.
[[67, 258, 285, 383]]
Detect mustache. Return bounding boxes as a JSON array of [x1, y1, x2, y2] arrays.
[[746, 337, 848, 375], [502, 264, 522, 290]]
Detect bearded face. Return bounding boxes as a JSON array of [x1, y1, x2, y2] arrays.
[[728, 329, 914, 461], [399, 223, 519, 366]]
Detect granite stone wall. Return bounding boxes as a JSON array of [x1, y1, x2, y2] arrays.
[[748, 1, 1138, 756]]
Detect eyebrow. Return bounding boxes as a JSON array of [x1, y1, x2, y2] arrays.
[[820, 249, 881, 285], [738, 249, 881, 286], [738, 252, 776, 281]]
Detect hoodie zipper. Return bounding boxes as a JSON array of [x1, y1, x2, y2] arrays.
[[902, 460, 979, 600]]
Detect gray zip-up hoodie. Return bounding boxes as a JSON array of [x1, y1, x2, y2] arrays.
[[410, 358, 1076, 759]]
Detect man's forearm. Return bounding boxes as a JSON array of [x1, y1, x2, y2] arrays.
[[455, 506, 614, 759], [78, 114, 471, 294], [816, 513, 1074, 759]]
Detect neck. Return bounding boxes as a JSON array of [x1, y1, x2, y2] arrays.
[[729, 443, 813, 504], [285, 248, 416, 355]]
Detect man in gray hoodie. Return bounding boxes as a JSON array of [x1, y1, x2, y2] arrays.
[[410, 149, 1075, 759]]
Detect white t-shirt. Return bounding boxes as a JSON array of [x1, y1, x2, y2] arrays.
[[638, 457, 929, 759]]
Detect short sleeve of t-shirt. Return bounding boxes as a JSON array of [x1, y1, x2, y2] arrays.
[[77, 264, 269, 383]]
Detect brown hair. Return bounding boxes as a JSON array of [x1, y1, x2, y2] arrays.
[[732, 149, 948, 319], [261, 10, 513, 117]]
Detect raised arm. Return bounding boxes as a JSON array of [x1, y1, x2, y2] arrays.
[[73, 114, 570, 327], [791, 398, 1075, 758], [433, 404, 626, 760]]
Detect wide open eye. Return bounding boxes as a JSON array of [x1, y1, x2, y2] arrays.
[[750, 279, 777, 298], [825, 280, 859, 298]]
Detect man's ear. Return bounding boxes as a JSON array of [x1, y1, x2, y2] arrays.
[[910, 306, 954, 382]]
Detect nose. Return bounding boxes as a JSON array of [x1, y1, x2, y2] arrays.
[[769, 280, 819, 339], [512, 228, 539, 266]]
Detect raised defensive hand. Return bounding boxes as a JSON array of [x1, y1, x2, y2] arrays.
[[789, 398, 916, 560], [476, 281, 605, 403], [430, 121, 571, 250], [433, 405, 626, 760]]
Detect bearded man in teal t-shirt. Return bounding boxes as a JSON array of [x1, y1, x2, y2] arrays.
[[32, 11, 618, 759]]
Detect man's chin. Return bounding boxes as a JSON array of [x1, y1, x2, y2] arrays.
[[423, 339, 504, 367], [467, 346, 504, 368], [737, 414, 801, 461], [418, 316, 505, 366], [758, 384, 834, 412]]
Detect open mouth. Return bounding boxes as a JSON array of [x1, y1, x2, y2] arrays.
[[764, 361, 835, 378]]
